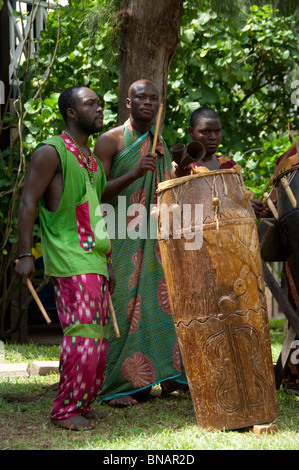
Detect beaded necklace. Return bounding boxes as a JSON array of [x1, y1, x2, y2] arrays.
[[63, 131, 95, 185]]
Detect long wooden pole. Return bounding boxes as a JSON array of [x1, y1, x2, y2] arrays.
[[26, 278, 52, 324], [15, 261, 121, 336], [108, 293, 120, 338], [15, 260, 51, 324], [152, 103, 163, 154], [263, 192, 278, 220]]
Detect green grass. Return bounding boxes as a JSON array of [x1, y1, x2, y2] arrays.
[[269, 318, 286, 363], [0, 318, 298, 450], [3, 342, 60, 364], [3, 343, 60, 364]]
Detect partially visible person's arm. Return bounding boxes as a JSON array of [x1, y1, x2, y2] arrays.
[[107, 263, 116, 295], [170, 164, 191, 179], [15, 145, 61, 285], [94, 132, 157, 201], [251, 199, 273, 219]]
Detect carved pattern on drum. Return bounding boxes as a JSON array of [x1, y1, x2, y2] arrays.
[[205, 227, 258, 265], [203, 208, 252, 227], [156, 171, 278, 429], [203, 323, 268, 414], [174, 307, 265, 327], [204, 226, 264, 288], [203, 210, 252, 229]]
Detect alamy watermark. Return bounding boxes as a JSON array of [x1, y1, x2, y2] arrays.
[[291, 80, 299, 106], [290, 340, 299, 365], [0, 80, 5, 105], [95, 196, 204, 251]]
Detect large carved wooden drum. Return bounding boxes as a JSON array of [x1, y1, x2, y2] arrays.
[[156, 169, 278, 430]]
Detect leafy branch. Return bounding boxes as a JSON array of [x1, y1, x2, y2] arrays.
[[0, 1, 61, 340]]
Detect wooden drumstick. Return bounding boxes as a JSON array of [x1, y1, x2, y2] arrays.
[[108, 293, 120, 338], [242, 190, 254, 208], [280, 177, 297, 208], [26, 279, 52, 324], [152, 103, 163, 154], [258, 156, 292, 200], [15, 260, 51, 324], [263, 192, 278, 220]]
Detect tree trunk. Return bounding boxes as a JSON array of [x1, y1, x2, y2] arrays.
[[117, 0, 184, 125]]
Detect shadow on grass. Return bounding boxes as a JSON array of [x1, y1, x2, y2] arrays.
[[0, 375, 298, 450]]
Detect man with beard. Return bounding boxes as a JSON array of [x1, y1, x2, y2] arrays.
[[94, 79, 187, 407], [15, 85, 115, 430]]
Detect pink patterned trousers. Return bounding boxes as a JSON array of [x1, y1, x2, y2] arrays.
[[51, 273, 109, 421]]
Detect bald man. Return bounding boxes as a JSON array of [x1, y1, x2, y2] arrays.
[[94, 79, 187, 407], [95, 79, 159, 200]]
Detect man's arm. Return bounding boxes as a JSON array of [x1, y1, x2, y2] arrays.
[[94, 131, 157, 202], [15, 145, 61, 285]]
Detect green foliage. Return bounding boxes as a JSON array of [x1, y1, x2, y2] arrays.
[[16, 1, 119, 143], [0, 0, 119, 339], [1, 0, 299, 337], [165, 3, 299, 196]]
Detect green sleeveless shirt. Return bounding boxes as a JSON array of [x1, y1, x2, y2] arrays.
[[38, 135, 111, 279]]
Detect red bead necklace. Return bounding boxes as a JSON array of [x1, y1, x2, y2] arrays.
[[64, 131, 95, 185]]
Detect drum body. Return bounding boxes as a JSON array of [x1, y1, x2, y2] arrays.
[[157, 170, 278, 430], [276, 167, 299, 292]]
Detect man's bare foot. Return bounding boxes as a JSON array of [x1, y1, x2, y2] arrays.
[[51, 415, 95, 431], [83, 409, 111, 420], [108, 395, 138, 407]]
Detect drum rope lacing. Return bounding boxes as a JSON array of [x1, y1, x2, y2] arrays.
[[205, 175, 225, 230], [170, 172, 240, 233]]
